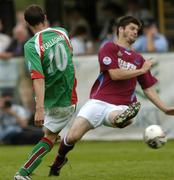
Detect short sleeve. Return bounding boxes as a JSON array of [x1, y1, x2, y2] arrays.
[[138, 71, 158, 89], [24, 42, 44, 79], [137, 55, 157, 89], [99, 42, 119, 71]]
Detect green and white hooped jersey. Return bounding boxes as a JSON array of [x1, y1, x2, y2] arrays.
[[24, 27, 77, 108]]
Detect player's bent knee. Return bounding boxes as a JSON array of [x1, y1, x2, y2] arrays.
[[67, 132, 81, 144], [44, 130, 58, 143], [112, 102, 140, 128]]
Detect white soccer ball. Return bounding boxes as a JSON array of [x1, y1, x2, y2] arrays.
[[143, 125, 167, 149]]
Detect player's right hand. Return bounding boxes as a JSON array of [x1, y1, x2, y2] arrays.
[[141, 59, 154, 73], [164, 106, 174, 115], [34, 108, 44, 126]]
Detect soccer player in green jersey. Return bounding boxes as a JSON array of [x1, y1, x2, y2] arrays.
[[14, 4, 77, 180]]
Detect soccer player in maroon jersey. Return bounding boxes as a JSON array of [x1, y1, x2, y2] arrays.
[[50, 16, 174, 176]]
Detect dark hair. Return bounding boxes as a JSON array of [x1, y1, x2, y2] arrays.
[[143, 18, 156, 28], [4, 100, 12, 108], [24, 4, 45, 26], [116, 16, 142, 35]]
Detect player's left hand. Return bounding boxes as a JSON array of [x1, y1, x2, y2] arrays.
[[164, 107, 174, 115]]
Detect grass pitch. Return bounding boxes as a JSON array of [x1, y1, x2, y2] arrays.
[[0, 140, 174, 180]]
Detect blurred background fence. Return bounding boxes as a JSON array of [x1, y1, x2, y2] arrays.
[[3, 54, 173, 140]]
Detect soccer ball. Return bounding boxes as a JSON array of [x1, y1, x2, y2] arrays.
[[143, 125, 167, 149]]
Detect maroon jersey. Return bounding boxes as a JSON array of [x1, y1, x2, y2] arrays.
[[90, 42, 157, 105]]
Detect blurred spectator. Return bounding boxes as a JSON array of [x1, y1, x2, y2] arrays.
[[0, 19, 11, 53], [70, 25, 94, 56], [133, 18, 169, 52], [0, 24, 29, 96], [0, 24, 29, 60], [0, 89, 28, 143], [99, 2, 123, 41], [125, 0, 152, 21], [0, 90, 43, 145], [16, 11, 26, 26], [65, 7, 91, 38], [100, 18, 117, 48]]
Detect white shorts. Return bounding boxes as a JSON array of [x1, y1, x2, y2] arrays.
[[77, 99, 128, 128], [44, 105, 76, 133]]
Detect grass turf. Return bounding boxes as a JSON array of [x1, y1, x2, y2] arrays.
[[0, 140, 174, 180]]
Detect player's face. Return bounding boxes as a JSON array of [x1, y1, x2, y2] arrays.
[[122, 23, 139, 44]]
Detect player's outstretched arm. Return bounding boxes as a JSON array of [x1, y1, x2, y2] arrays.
[[108, 60, 154, 80], [143, 86, 174, 115]]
